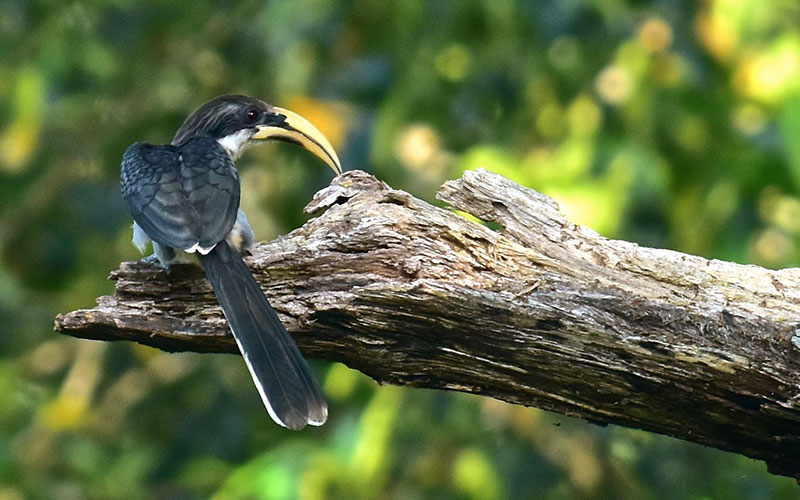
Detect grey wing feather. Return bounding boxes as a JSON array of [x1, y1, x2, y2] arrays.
[[121, 137, 240, 252]]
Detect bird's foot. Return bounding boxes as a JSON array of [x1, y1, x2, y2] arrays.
[[141, 254, 171, 272]]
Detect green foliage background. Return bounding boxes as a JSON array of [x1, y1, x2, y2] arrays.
[[1, 1, 800, 498]]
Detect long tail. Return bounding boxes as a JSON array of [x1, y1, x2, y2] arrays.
[[198, 240, 327, 430]]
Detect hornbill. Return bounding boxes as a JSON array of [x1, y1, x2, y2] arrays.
[[120, 95, 341, 429]]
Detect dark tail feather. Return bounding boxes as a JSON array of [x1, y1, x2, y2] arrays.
[[198, 241, 327, 430]]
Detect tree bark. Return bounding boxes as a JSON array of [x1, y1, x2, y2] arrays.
[[55, 169, 800, 481]]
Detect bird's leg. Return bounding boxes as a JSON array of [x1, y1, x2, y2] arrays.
[[141, 253, 172, 273], [228, 209, 256, 256], [140, 241, 180, 273]]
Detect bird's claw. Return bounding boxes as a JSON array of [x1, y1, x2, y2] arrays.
[[142, 253, 171, 272]]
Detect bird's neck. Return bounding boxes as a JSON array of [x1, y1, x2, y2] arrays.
[[216, 129, 253, 160]]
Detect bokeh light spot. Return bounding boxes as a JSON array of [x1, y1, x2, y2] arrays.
[[395, 124, 441, 169], [435, 44, 472, 82], [752, 228, 793, 264], [639, 18, 673, 53], [595, 65, 633, 105], [452, 448, 500, 500], [567, 95, 602, 136], [732, 103, 767, 136], [735, 34, 800, 103]]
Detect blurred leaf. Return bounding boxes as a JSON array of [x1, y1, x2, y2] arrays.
[[452, 448, 501, 500], [0, 67, 44, 172], [779, 93, 800, 190], [212, 442, 317, 500]]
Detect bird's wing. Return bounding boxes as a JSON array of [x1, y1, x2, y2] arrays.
[[121, 136, 240, 252]]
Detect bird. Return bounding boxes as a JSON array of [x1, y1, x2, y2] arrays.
[[120, 94, 341, 430]]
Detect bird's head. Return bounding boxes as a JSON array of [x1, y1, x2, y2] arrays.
[[172, 94, 341, 174]]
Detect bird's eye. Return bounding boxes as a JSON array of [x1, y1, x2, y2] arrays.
[[246, 109, 259, 122]]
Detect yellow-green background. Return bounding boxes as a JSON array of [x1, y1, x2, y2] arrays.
[[2, 1, 799, 499]]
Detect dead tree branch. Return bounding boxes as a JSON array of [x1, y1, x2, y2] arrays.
[[55, 169, 800, 481]]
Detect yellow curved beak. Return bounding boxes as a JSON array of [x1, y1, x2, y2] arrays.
[[252, 106, 342, 175]]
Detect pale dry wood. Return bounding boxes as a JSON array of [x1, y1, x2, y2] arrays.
[[55, 169, 800, 481]]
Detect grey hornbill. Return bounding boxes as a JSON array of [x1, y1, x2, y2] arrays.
[[120, 95, 341, 429]]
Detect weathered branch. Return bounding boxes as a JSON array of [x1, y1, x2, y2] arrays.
[[56, 169, 800, 481]]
